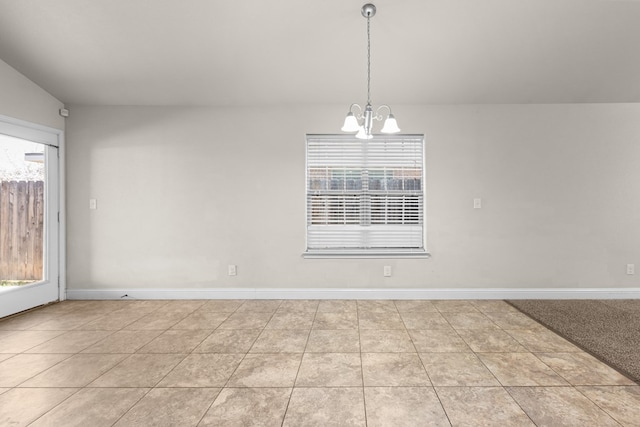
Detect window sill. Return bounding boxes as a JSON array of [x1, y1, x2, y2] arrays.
[[302, 251, 431, 259]]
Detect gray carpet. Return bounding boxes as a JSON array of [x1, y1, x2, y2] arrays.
[[506, 299, 640, 384]]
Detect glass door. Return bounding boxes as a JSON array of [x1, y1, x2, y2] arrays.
[[0, 118, 60, 318]]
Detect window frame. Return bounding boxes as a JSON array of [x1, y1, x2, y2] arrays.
[[303, 134, 429, 259]]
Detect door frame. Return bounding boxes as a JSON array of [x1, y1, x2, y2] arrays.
[[0, 114, 65, 316]]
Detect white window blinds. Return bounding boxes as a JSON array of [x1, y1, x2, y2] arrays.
[[305, 134, 426, 256]]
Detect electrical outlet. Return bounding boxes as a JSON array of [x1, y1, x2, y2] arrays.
[[383, 266, 392, 277], [473, 198, 482, 209], [228, 265, 237, 276], [627, 264, 635, 275]]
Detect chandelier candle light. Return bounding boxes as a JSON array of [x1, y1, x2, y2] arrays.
[[341, 3, 401, 140]]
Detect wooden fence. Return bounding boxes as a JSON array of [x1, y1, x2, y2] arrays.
[[0, 181, 44, 281]]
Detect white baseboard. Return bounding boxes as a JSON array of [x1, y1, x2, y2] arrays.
[[66, 287, 640, 300]]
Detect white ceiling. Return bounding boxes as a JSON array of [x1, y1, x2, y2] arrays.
[[0, 0, 639, 106]]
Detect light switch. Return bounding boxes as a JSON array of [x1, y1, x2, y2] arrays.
[[473, 198, 482, 209], [228, 265, 237, 276], [89, 199, 97, 210]]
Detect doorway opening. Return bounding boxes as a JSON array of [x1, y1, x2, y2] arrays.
[[0, 116, 61, 318]]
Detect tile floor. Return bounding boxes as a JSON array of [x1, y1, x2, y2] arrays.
[[0, 299, 639, 426]]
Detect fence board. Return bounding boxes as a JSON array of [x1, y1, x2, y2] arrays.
[[0, 181, 44, 280]]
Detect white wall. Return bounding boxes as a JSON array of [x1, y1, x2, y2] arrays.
[[65, 104, 640, 293], [0, 58, 64, 129]]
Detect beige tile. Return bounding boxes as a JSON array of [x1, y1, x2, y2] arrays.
[[112, 300, 169, 317], [200, 387, 291, 427], [158, 353, 243, 387], [433, 300, 479, 312], [357, 300, 398, 313], [124, 311, 188, 330], [442, 312, 498, 329], [478, 353, 568, 386], [457, 329, 526, 352], [313, 312, 358, 329], [484, 311, 543, 329], [30, 313, 103, 330], [0, 312, 59, 330], [365, 387, 449, 427], [317, 300, 357, 313], [137, 329, 211, 353], [194, 329, 261, 353], [114, 387, 220, 427], [218, 312, 273, 329], [577, 386, 640, 426], [296, 353, 362, 387], [507, 386, 620, 426], [236, 300, 282, 313], [436, 387, 534, 426], [90, 353, 186, 387], [362, 353, 430, 386], [408, 328, 471, 353], [399, 312, 450, 329], [0, 354, 71, 387], [283, 387, 365, 427], [505, 328, 580, 352], [227, 353, 302, 387], [358, 312, 405, 330], [0, 330, 17, 340], [20, 353, 128, 387], [278, 300, 319, 313], [118, 300, 169, 312], [537, 352, 636, 385], [30, 387, 148, 427], [111, 307, 165, 322], [265, 311, 315, 329], [38, 301, 87, 314], [170, 311, 229, 330], [420, 353, 500, 386], [0, 330, 65, 353], [394, 300, 438, 312], [74, 312, 145, 330], [250, 329, 309, 353], [199, 299, 245, 312], [81, 330, 163, 353], [0, 387, 78, 426], [306, 329, 360, 353], [360, 329, 415, 352], [69, 300, 123, 315], [162, 300, 206, 313], [470, 300, 519, 313], [25, 330, 113, 353], [113, 307, 165, 319]]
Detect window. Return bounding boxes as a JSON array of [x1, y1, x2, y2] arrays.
[[304, 134, 427, 257]]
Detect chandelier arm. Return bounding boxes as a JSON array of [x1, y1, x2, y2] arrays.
[[373, 104, 392, 121], [349, 103, 364, 119]]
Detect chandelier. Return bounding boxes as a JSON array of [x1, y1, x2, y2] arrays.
[[341, 3, 400, 140]]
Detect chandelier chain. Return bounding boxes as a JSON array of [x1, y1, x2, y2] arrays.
[[367, 15, 371, 105]]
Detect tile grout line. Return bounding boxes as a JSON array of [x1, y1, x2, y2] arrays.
[[355, 301, 369, 427], [94, 302, 194, 427], [395, 300, 453, 427], [279, 301, 319, 427], [166, 300, 254, 427]]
